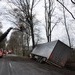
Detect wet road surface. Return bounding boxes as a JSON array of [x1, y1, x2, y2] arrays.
[[0, 55, 75, 75]]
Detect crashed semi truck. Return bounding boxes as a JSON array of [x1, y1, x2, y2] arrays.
[[31, 40, 73, 67]]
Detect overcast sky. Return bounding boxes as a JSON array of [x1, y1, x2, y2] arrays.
[[0, 0, 44, 31], [0, 0, 75, 47], [0, 0, 46, 40]]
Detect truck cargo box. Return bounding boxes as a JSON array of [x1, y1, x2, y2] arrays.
[[31, 40, 72, 67]]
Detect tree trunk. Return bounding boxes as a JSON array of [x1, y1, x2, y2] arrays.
[[31, 24, 35, 49], [22, 31, 25, 56], [62, 0, 71, 47]]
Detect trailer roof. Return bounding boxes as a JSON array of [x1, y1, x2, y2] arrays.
[[32, 40, 58, 59]]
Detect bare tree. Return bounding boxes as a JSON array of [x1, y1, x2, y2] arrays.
[[62, 0, 71, 47], [57, 0, 75, 20], [44, 0, 54, 42], [34, 27, 45, 45], [7, 31, 25, 55], [7, 0, 41, 49], [71, 0, 75, 4], [44, 0, 62, 42], [56, 0, 75, 47]]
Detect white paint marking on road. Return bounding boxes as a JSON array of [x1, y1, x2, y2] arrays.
[[9, 62, 12, 68]]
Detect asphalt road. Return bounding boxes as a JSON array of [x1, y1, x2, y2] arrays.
[[0, 55, 75, 75]]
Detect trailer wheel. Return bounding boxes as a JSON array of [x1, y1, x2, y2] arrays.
[[39, 57, 47, 63], [43, 57, 47, 62], [31, 54, 35, 59]]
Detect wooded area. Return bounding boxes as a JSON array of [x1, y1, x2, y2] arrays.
[[0, 0, 75, 56]]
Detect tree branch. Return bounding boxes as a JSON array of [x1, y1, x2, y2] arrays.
[[57, 0, 75, 20], [71, 0, 75, 4]]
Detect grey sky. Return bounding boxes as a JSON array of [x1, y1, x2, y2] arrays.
[[0, 0, 75, 47]]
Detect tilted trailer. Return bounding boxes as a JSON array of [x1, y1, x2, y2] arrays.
[[31, 40, 72, 67]]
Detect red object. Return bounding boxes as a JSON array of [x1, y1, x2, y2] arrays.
[[0, 50, 3, 57]]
